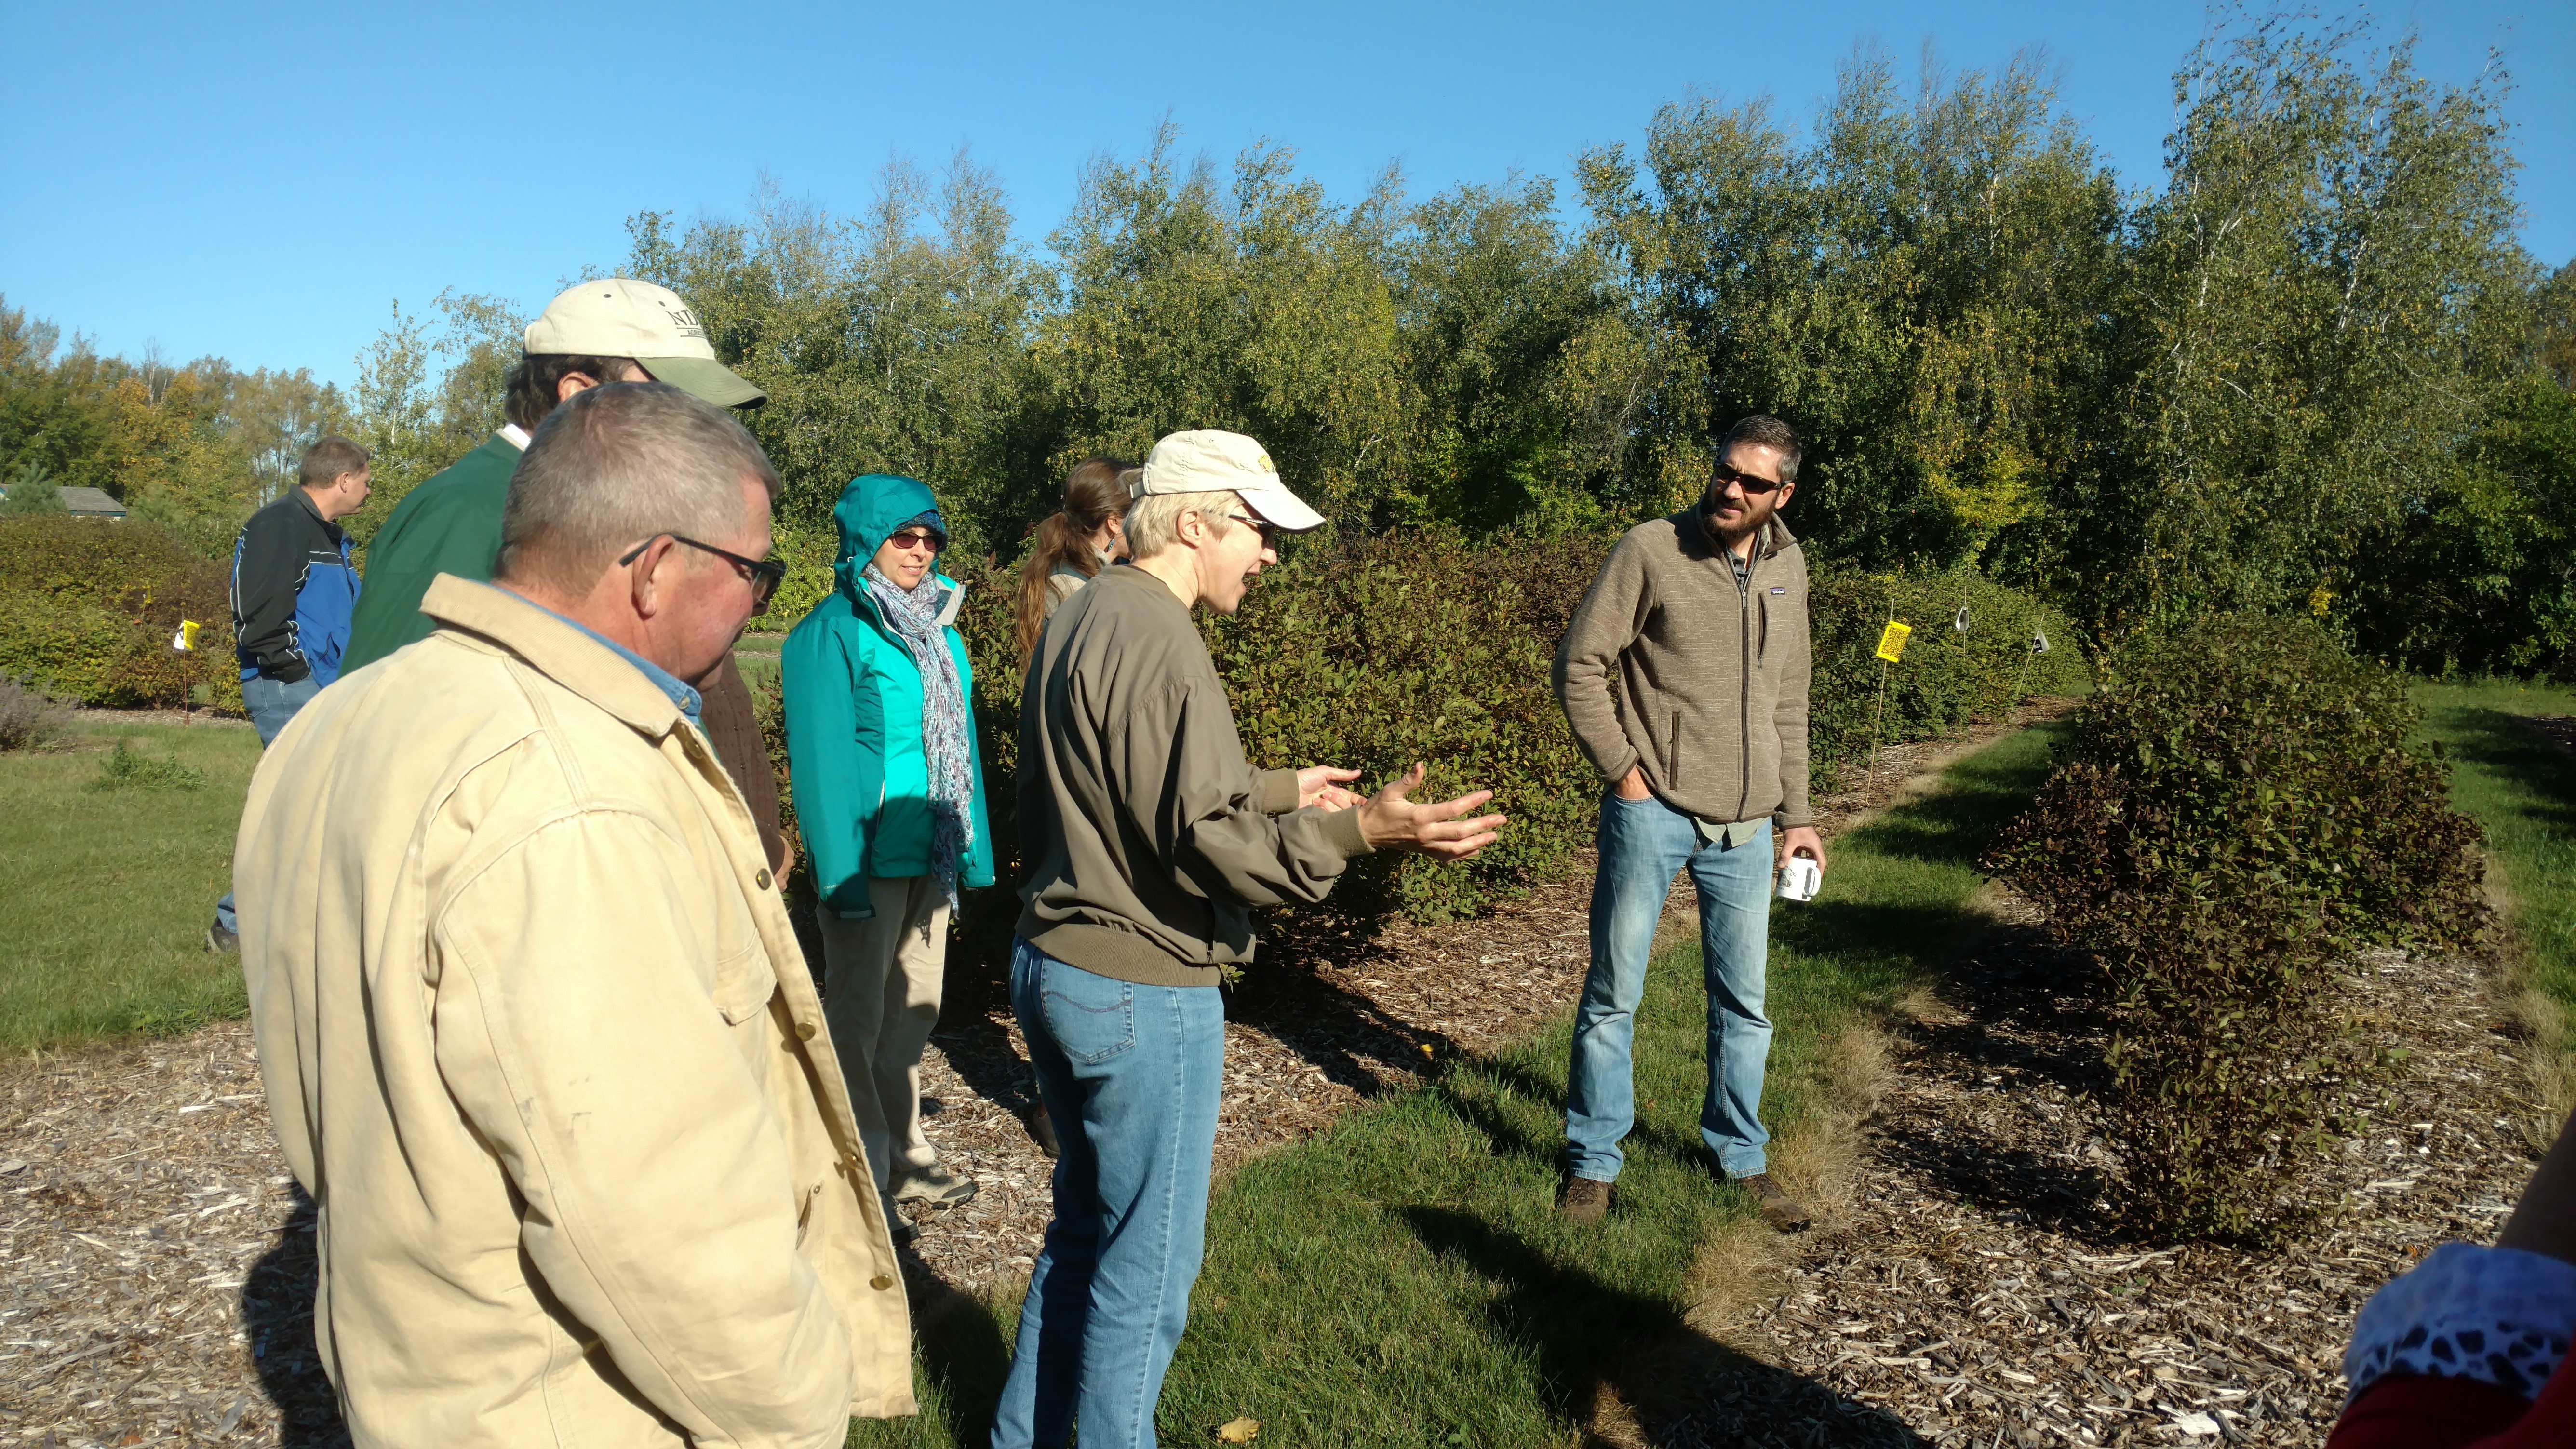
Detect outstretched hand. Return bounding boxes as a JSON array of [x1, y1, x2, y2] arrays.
[[1355, 762, 1507, 860], [1296, 765, 1364, 812]]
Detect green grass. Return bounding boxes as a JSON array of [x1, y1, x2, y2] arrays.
[[2414, 678, 2576, 1022], [0, 722, 262, 1049], [859, 724, 2067, 1446]]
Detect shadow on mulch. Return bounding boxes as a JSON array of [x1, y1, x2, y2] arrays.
[[1871, 915, 2128, 1242], [1222, 943, 1465, 1093], [244, 1185, 1025, 1447], [1404, 1208, 1927, 1449], [242, 1189, 350, 1447]]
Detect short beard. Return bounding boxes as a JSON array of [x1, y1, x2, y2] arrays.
[[1702, 488, 1771, 546]]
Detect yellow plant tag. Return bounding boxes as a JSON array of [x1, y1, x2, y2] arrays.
[[172, 619, 202, 652], [1875, 621, 1911, 663]]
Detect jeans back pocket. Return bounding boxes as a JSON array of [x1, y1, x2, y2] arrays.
[[1039, 962, 1136, 1065]]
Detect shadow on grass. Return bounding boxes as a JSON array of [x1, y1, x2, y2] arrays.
[[1402, 1208, 1927, 1448], [888, 1266, 1016, 1445], [2433, 706, 2576, 836]]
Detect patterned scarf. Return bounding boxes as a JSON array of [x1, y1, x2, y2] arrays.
[[861, 563, 972, 912]]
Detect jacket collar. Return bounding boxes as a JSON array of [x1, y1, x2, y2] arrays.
[[288, 486, 346, 541], [419, 575, 688, 738], [1679, 505, 1798, 564]]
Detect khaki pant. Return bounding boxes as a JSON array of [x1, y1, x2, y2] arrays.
[[819, 875, 950, 1194]]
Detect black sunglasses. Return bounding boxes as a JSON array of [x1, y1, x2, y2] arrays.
[[1224, 514, 1281, 549], [618, 534, 786, 609], [1712, 463, 1785, 495]]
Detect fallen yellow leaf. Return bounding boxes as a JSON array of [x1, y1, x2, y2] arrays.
[[1216, 1418, 1261, 1443]]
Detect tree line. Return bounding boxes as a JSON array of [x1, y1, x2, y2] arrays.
[[4, 15, 2571, 674]]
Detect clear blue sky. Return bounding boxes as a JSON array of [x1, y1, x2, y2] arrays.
[[3, 1, 2567, 389]]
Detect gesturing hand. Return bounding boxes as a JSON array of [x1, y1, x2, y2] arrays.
[[1296, 765, 1364, 812], [1355, 762, 1508, 860]]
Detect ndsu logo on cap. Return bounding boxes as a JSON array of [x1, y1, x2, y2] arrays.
[[660, 303, 708, 341]]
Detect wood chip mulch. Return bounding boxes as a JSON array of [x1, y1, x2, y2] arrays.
[[2521, 713, 2576, 761], [1665, 895, 2549, 1449]]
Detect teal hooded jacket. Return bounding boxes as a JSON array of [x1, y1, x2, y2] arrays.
[[782, 475, 994, 919]]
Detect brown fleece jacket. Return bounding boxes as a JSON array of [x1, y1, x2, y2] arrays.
[[1553, 510, 1814, 830]]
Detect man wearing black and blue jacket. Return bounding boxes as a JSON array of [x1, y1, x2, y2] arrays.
[[207, 434, 369, 951]]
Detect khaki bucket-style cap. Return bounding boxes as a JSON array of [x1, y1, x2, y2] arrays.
[[523, 279, 766, 409], [1132, 429, 1326, 532]]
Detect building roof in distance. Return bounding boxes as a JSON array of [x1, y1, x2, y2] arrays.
[[58, 487, 127, 517]]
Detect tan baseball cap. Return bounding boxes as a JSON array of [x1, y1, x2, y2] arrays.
[[523, 279, 766, 409], [1132, 429, 1326, 532]]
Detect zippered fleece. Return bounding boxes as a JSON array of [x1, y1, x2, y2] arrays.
[[1016, 565, 1371, 988], [1553, 509, 1814, 830]]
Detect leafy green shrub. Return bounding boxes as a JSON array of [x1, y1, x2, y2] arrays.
[[1806, 561, 2089, 790], [1985, 615, 2485, 1241], [954, 528, 2085, 929], [86, 738, 207, 792], [0, 674, 74, 750], [0, 516, 242, 710]]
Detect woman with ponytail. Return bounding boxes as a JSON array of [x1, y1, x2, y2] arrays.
[[1014, 458, 1137, 657]]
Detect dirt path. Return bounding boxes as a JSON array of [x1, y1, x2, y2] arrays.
[[0, 708, 2060, 1446]]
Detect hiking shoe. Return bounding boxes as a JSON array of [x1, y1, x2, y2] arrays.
[[1557, 1176, 1616, 1224], [891, 1164, 978, 1208], [204, 921, 238, 954], [1027, 1102, 1061, 1159], [888, 1215, 919, 1247], [1730, 1172, 1812, 1233]]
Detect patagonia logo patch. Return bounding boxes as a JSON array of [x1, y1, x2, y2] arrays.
[[1771, 586, 1786, 594]]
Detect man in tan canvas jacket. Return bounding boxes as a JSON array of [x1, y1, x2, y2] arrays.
[[234, 382, 912, 1448], [1551, 414, 1826, 1233]]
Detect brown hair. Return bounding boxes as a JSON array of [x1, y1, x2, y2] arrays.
[[1014, 458, 1138, 656], [504, 354, 643, 433], [1718, 414, 1803, 484], [296, 434, 372, 489]]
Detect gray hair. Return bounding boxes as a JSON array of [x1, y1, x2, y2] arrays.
[[297, 434, 371, 489], [1123, 489, 1242, 562], [496, 381, 778, 592]]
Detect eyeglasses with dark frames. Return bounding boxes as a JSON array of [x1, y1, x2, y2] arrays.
[[617, 534, 787, 609], [885, 528, 947, 554]]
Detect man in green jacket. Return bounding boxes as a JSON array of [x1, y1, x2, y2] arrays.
[[339, 279, 789, 871], [781, 475, 993, 1220]]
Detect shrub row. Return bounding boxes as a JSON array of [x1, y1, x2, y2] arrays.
[[1984, 616, 2485, 1242], [757, 527, 2087, 968], [0, 516, 241, 710]]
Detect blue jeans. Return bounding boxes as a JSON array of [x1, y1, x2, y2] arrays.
[[993, 939, 1224, 1449], [1565, 790, 1776, 1182], [215, 674, 321, 934]]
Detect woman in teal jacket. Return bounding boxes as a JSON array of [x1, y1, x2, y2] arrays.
[[783, 474, 993, 1217]]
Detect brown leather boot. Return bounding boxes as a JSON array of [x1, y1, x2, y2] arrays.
[[1557, 1176, 1616, 1224], [1730, 1172, 1812, 1232]]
